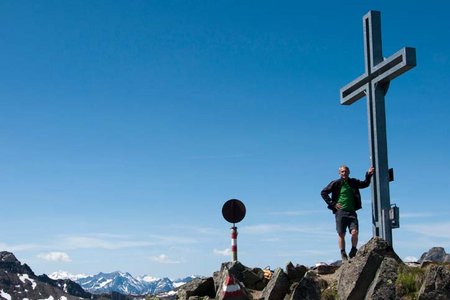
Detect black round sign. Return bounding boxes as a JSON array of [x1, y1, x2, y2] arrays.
[[222, 199, 246, 224]]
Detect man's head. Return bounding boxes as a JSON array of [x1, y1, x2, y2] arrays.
[[338, 165, 350, 180]]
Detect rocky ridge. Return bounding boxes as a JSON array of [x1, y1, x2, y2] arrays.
[[0, 251, 87, 300], [178, 238, 450, 299]]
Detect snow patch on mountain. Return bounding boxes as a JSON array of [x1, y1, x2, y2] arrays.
[[0, 289, 12, 300], [19, 274, 37, 290], [48, 271, 89, 281]]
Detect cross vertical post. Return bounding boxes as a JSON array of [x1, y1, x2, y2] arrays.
[[340, 11, 416, 246]]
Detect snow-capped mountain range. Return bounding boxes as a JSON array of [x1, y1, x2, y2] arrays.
[[49, 271, 198, 295]]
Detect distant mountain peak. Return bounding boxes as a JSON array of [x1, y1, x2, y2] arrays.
[[73, 270, 197, 295], [138, 274, 161, 283], [0, 251, 19, 263], [48, 270, 89, 281], [418, 246, 450, 263]]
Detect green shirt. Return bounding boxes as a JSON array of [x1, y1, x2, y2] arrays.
[[338, 180, 355, 211]]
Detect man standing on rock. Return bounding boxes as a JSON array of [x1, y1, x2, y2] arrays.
[[321, 165, 374, 261]]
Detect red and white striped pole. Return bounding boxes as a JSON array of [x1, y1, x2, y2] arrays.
[[230, 225, 238, 262]]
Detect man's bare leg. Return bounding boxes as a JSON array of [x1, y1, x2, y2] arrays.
[[338, 233, 348, 260]]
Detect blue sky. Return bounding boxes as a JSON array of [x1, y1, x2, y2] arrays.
[[1, 1, 449, 279]]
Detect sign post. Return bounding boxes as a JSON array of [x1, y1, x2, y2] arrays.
[[222, 199, 246, 262]]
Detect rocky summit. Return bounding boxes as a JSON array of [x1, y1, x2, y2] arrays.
[[178, 238, 450, 300]]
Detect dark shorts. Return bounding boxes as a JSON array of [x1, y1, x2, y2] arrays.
[[335, 210, 359, 234]]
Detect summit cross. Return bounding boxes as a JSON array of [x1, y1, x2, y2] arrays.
[[340, 10, 416, 246]]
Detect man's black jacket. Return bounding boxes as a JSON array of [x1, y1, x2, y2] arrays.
[[321, 172, 372, 214]]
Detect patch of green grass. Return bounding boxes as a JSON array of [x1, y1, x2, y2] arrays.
[[395, 266, 425, 300], [321, 286, 337, 300], [321, 280, 337, 300]]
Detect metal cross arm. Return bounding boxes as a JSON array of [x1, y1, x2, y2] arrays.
[[340, 47, 416, 105]]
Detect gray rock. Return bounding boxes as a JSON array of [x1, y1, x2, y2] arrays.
[[242, 268, 266, 290], [364, 256, 399, 300], [285, 262, 307, 283], [177, 277, 215, 300], [213, 262, 267, 298], [288, 271, 320, 300], [252, 267, 271, 290], [336, 237, 402, 300], [418, 264, 450, 300], [215, 268, 249, 300], [315, 264, 338, 275], [261, 267, 289, 300], [214, 261, 247, 292]]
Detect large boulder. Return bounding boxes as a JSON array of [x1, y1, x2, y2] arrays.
[[285, 262, 307, 283], [215, 268, 250, 300], [417, 264, 450, 300], [336, 237, 402, 300], [177, 277, 215, 300], [260, 267, 289, 300], [213, 261, 269, 296], [242, 268, 267, 290], [365, 256, 400, 300], [287, 270, 320, 300], [214, 262, 247, 293]]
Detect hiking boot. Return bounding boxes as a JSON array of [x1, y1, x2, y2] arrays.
[[349, 247, 358, 258], [341, 251, 348, 261]]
